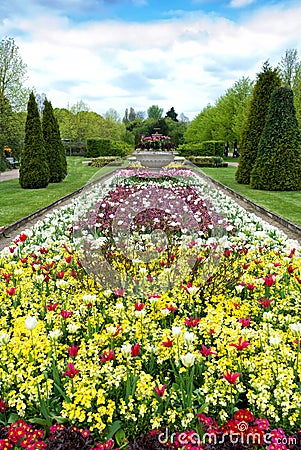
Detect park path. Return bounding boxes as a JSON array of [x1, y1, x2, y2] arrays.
[[0, 169, 19, 182]]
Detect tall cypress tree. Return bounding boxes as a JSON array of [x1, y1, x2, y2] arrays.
[[250, 86, 301, 191], [235, 62, 281, 184], [42, 98, 67, 183], [19, 92, 49, 189]]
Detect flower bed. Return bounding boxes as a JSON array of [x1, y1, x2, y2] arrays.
[[0, 168, 300, 449]]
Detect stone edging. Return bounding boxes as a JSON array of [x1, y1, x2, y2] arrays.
[[0, 171, 114, 245]]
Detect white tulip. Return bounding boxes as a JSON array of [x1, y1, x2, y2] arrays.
[[180, 352, 196, 368], [25, 316, 38, 331]]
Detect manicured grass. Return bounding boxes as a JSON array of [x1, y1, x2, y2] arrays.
[[0, 157, 119, 227], [199, 166, 301, 227]]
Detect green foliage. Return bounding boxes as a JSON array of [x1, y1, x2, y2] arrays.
[[19, 92, 50, 189], [184, 78, 253, 146], [42, 99, 67, 183], [89, 156, 123, 167], [236, 62, 281, 184], [250, 86, 301, 191], [147, 105, 163, 121], [187, 155, 227, 167], [165, 106, 178, 122], [86, 139, 132, 158], [178, 140, 224, 157]]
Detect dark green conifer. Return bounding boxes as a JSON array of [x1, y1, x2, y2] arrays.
[[236, 62, 281, 184], [19, 92, 49, 189], [42, 98, 67, 182], [250, 86, 301, 190]]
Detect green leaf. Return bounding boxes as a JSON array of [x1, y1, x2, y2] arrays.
[[8, 412, 20, 424], [28, 417, 48, 426], [115, 428, 127, 446], [106, 420, 122, 439], [53, 382, 71, 403]]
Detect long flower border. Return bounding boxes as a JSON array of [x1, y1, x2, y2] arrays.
[[0, 168, 300, 449]]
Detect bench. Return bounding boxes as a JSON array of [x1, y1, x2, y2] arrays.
[[6, 157, 20, 169]]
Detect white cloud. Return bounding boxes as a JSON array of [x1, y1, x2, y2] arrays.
[[1, 3, 301, 119], [229, 0, 255, 7]]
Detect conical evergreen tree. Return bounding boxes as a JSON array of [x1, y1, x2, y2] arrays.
[[19, 92, 49, 189], [250, 86, 301, 191], [236, 62, 281, 184], [42, 98, 67, 182]]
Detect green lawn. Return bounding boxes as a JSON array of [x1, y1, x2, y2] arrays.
[[199, 166, 301, 227], [0, 157, 118, 227]]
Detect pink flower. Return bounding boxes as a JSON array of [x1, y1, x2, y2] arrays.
[[161, 338, 173, 348], [199, 345, 217, 357], [100, 349, 115, 362], [44, 302, 58, 311], [247, 283, 256, 290], [60, 310, 73, 318], [223, 370, 242, 385], [6, 287, 16, 296], [185, 316, 200, 328], [263, 275, 275, 287], [56, 271, 65, 279], [67, 344, 79, 357], [259, 298, 273, 308], [229, 337, 251, 351], [134, 302, 145, 311], [131, 343, 141, 357], [62, 363, 80, 379], [113, 288, 125, 297], [238, 317, 251, 327], [154, 384, 166, 397]]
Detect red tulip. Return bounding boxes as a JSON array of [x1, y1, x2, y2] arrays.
[[223, 371, 242, 385]]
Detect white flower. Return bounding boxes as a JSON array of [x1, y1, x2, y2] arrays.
[[121, 343, 132, 357], [115, 302, 124, 310], [184, 331, 195, 345], [49, 329, 62, 340], [180, 352, 196, 367], [25, 316, 38, 331], [0, 332, 10, 345], [67, 323, 80, 333], [172, 326, 182, 338], [269, 336, 282, 347], [290, 323, 301, 336]]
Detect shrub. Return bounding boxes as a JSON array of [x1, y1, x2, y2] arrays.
[[186, 156, 227, 167], [86, 139, 132, 158], [178, 141, 224, 157], [250, 86, 301, 191], [19, 92, 50, 189], [89, 156, 123, 167], [236, 62, 281, 184]]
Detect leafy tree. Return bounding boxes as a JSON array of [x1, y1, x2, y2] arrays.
[[136, 111, 146, 120], [0, 91, 13, 170], [122, 108, 129, 124], [278, 48, 301, 88], [165, 107, 178, 122], [184, 77, 253, 148], [236, 61, 281, 184], [19, 92, 49, 189], [129, 107, 136, 122], [147, 105, 163, 121], [0, 37, 29, 111], [250, 86, 301, 191], [165, 117, 187, 146], [42, 98, 67, 183]]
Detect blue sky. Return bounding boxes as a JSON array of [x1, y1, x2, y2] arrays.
[[1, 0, 301, 119]]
